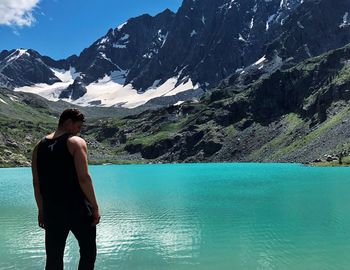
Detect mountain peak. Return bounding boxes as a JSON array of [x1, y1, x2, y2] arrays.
[[3, 0, 350, 109], [158, 8, 175, 16]]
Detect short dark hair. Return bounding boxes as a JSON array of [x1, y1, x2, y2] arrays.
[[58, 108, 85, 126]]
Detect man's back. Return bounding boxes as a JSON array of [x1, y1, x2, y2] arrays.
[[36, 133, 92, 223]]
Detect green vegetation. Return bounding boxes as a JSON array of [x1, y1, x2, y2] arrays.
[[0, 93, 56, 123], [223, 124, 237, 137], [126, 116, 190, 146], [272, 106, 350, 159], [88, 159, 149, 165], [2, 44, 350, 167], [309, 156, 350, 167], [250, 113, 304, 160], [332, 65, 350, 86]]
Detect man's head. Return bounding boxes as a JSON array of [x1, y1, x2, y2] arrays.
[[58, 108, 85, 135]]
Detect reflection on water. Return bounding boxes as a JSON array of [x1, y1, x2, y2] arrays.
[[1, 163, 350, 269]]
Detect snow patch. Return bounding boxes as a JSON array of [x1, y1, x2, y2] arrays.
[[297, 21, 304, 29], [98, 37, 109, 45], [160, 32, 168, 48], [14, 69, 197, 109], [266, 14, 276, 31], [5, 49, 29, 62], [0, 97, 7, 104], [174, 101, 185, 106], [340, 12, 350, 28], [228, 0, 235, 9], [113, 33, 130, 49], [252, 4, 258, 13], [120, 34, 129, 41], [280, 0, 286, 8], [15, 67, 83, 100], [75, 76, 196, 108], [117, 21, 127, 31], [238, 33, 246, 42], [157, 30, 168, 48], [304, 44, 312, 57], [14, 81, 74, 100], [50, 67, 80, 83], [253, 55, 267, 66], [113, 44, 127, 49], [219, 0, 237, 11], [250, 17, 254, 29], [8, 95, 19, 102]]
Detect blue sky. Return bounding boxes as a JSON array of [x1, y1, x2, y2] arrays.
[[0, 0, 183, 60]]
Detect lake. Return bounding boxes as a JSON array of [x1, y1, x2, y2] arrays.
[[1, 163, 350, 269]]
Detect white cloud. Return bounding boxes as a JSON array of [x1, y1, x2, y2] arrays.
[[0, 0, 40, 27]]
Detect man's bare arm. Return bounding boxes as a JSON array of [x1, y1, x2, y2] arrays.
[[32, 143, 43, 211], [31, 143, 45, 229], [71, 137, 100, 225]]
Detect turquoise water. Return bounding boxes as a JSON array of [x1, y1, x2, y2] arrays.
[[1, 163, 350, 269]]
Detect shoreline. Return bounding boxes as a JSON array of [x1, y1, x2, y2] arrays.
[[1, 160, 350, 168]]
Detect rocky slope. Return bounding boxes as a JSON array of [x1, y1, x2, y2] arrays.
[[3, 42, 349, 167], [0, 88, 156, 167], [1, 0, 350, 166], [78, 43, 350, 164]]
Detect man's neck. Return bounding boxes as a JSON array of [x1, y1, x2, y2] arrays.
[[52, 128, 69, 137]]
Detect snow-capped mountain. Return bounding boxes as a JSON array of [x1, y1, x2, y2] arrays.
[[0, 49, 71, 88], [128, 0, 303, 90], [225, 0, 350, 88], [1, 0, 350, 108]]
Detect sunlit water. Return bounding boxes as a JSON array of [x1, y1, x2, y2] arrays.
[[1, 163, 350, 269]]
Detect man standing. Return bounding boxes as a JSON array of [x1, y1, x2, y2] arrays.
[[31, 108, 101, 270]]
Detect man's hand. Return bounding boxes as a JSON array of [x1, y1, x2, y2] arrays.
[[91, 208, 101, 226], [38, 210, 45, 229]]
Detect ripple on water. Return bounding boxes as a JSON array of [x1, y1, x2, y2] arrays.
[[2, 164, 350, 269]]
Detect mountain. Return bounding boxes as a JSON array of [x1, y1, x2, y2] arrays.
[[2, 0, 335, 109], [0, 87, 158, 167], [0, 49, 73, 88], [224, 0, 350, 88], [83, 42, 350, 164], [1, 0, 350, 166], [128, 0, 303, 90], [2, 42, 350, 166]]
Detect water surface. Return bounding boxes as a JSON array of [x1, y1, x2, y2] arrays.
[[1, 163, 350, 269]]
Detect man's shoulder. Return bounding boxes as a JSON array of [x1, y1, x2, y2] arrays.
[[33, 137, 44, 152], [67, 135, 86, 146]]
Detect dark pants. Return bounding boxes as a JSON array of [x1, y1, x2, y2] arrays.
[[44, 215, 96, 270]]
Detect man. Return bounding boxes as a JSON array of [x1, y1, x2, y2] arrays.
[[31, 108, 101, 270]]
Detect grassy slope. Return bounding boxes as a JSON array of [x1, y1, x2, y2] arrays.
[[2, 44, 350, 167]]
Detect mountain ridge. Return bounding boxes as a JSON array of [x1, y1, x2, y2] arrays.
[[0, 0, 325, 108]]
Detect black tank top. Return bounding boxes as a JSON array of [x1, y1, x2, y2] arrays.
[[37, 133, 92, 220]]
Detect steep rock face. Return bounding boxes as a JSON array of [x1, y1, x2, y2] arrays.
[[75, 9, 176, 86], [59, 76, 87, 100], [1, 0, 304, 104], [265, 0, 350, 63], [98, 43, 350, 162], [1, 0, 350, 109], [128, 0, 303, 90], [221, 0, 350, 90], [213, 43, 350, 127], [0, 49, 63, 88]]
